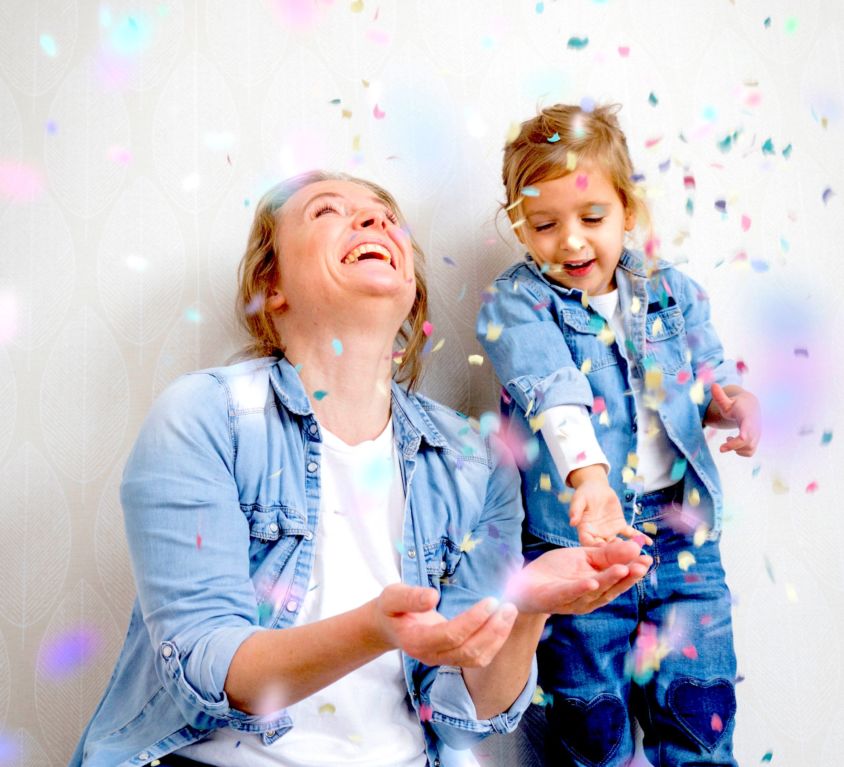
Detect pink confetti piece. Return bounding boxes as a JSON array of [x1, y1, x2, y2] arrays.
[[422, 321, 433, 336], [618, 46, 630, 57], [741, 214, 751, 231], [700, 614, 713, 626], [677, 370, 691, 384], [592, 396, 606, 414], [196, 533, 202, 549], [736, 359, 749, 375], [575, 174, 588, 190], [419, 703, 433, 722], [373, 103, 386, 119], [644, 136, 663, 148], [0, 161, 44, 201], [575, 451, 586, 462], [107, 145, 133, 166], [805, 481, 818, 493], [681, 644, 698, 660], [711, 713, 723, 732], [366, 28, 390, 45]]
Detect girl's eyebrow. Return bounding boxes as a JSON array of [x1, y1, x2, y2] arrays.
[[525, 201, 612, 216]]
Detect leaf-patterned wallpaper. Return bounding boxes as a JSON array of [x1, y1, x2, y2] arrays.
[[0, 1, 843, 765]]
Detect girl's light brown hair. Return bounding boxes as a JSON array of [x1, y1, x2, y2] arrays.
[[502, 103, 651, 236], [236, 170, 429, 390]]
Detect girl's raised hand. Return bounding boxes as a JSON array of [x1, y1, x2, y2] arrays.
[[710, 383, 761, 457]]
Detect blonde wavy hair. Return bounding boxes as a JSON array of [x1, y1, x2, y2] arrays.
[[502, 103, 651, 240], [236, 170, 429, 391]]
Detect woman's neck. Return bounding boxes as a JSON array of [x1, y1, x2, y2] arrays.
[[283, 328, 396, 445]]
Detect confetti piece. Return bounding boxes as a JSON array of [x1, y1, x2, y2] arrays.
[[575, 174, 588, 190], [522, 185, 540, 197], [822, 187, 834, 205], [419, 703, 433, 721], [772, 477, 789, 494], [331, 338, 343, 355], [781, 143, 792, 158], [761, 752, 773, 763], [567, 36, 589, 49], [592, 396, 606, 414], [805, 481, 818, 493], [580, 358, 592, 374], [648, 92, 658, 107], [539, 473, 552, 491], [821, 430, 833, 445], [763, 16, 771, 28], [528, 413, 545, 433], [313, 390, 328, 400], [644, 136, 662, 148], [39, 628, 102, 678], [618, 45, 630, 57], [678, 551, 695, 571], [351, 0, 364, 11], [319, 703, 336, 714], [485, 323, 502, 341], [681, 644, 698, 659], [547, 132, 561, 143], [642, 522, 658, 535], [711, 713, 723, 732], [763, 555, 776, 583], [688, 488, 700, 506], [459, 532, 481, 552], [741, 214, 751, 231], [762, 138, 775, 155], [196, 533, 202, 549], [511, 217, 526, 230], [785, 583, 798, 603], [184, 307, 202, 323], [422, 321, 433, 336], [714, 199, 727, 214], [566, 151, 578, 171], [677, 370, 691, 384], [468, 354, 484, 366], [689, 380, 704, 405], [670, 458, 687, 482], [373, 104, 385, 119], [693, 524, 710, 547], [40, 33, 58, 57], [432, 338, 445, 353], [651, 316, 664, 336], [784, 16, 798, 34], [532, 685, 547, 705], [581, 291, 590, 308]]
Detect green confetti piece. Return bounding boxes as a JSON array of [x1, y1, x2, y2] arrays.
[[313, 390, 328, 400], [567, 36, 589, 50], [784, 16, 797, 34]]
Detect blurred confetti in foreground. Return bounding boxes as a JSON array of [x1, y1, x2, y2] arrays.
[[38, 627, 102, 679], [0, 162, 44, 201]]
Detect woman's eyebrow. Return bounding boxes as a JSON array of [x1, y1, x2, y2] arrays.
[[304, 191, 386, 209]]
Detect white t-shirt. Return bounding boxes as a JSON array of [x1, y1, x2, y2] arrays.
[[539, 289, 679, 491], [177, 420, 427, 767]]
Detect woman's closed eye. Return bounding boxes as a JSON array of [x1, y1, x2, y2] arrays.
[[314, 203, 340, 218]]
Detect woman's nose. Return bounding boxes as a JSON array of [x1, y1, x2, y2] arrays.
[[353, 208, 387, 229]]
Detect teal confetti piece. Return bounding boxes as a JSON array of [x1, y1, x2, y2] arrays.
[[184, 307, 202, 323], [294, 363, 303, 373], [779, 237, 789, 253], [717, 134, 733, 153], [40, 33, 58, 57], [331, 338, 343, 355], [648, 92, 658, 107], [567, 36, 589, 50], [762, 138, 775, 155], [535, 1, 544, 12], [781, 143, 792, 158], [685, 197, 694, 216], [313, 389, 328, 400], [752, 464, 761, 477], [763, 16, 771, 28], [329, 98, 341, 105], [522, 185, 540, 197], [761, 752, 773, 763], [670, 458, 687, 482], [821, 430, 833, 445], [547, 131, 561, 143], [763, 555, 776, 583]]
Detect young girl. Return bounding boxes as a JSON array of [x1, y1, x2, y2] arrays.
[[477, 104, 760, 765]]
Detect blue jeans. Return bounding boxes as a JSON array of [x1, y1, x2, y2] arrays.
[[527, 482, 738, 767]]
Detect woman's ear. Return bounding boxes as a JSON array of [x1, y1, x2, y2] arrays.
[[266, 286, 286, 311]]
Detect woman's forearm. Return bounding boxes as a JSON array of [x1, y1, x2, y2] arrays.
[[462, 610, 547, 719], [224, 599, 390, 714]]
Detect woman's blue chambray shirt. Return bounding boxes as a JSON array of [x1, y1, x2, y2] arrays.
[[476, 250, 740, 548], [70, 357, 536, 767]]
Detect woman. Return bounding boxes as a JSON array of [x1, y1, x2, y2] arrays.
[[70, 171, 651, 767]]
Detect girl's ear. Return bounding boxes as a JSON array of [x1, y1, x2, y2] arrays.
[[624, 205, 637, 232]]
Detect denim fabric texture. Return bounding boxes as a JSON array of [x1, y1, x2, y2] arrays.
[[527, 484, 738, 767], [477, 250, 741, 547], [70, 356, 536, 767]]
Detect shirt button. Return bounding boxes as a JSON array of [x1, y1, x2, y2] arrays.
[[303, 531, 313, 540], [160, 645, 173, 659], [624, 491, 634, 502], [138, 753, 151, 762], [308, 424, 318, 435], [269, 522, 279, 534], [286, 599, 298, 612], [266, 729, 276, 737], [307, 461, 318, 473], [407, 548, 416, 559]]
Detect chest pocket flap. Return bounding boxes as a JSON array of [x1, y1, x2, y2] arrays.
[[423, 537, 464, 581], [244, 504, 309, 541], [646, 305, 684, 341]]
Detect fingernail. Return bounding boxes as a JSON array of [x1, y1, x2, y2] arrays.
[[497, 602, 518, 621], [483, 597, 500, 614]]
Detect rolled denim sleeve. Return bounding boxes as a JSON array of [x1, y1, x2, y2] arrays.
[[677, 273, 741, 421], [120, 373, 284, 732], [421, 433, 538, 748], [477, 271, 594, 415]]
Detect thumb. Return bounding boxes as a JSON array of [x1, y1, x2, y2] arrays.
[[569, 489, 587, 526], [380, 583, 438, 615], [710, 383, 733, 414]]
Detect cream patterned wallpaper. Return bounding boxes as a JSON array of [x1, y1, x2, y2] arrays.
[[0, 1, 843, 764]]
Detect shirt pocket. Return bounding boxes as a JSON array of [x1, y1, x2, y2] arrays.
[[423, 536, 464, 587], [644, 306, 687, 374], [560, 304, 617, 372], [242, 503, 309, 573]]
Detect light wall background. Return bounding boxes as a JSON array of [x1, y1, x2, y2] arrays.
[[1, 0, 843, 764]]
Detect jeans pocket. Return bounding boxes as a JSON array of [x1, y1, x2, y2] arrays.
[[551, 693, 626, 767], [666, 677, 736, 751]]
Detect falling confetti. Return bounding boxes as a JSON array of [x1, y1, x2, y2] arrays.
[[485, 323, 502, 341], [313, 390, 328, 400], [567, 36, 589, 49], [821, 430, 833, 445], [196, 533, 202, 549], [40, 33, 58, 57], [39, 628, 102, 678], [419, 703, 433, 721], [822, 187, 834, 205], [467, 354, 484, 366], [805, 481, 818, 493], [762, 138, 775, 155], [459, 532, 481, 552], [618, 46, 630, 57], [372, 104, 385, 119], [575, 174, 588, 190], [741, 214, 751, 231], [522, 185, 540, 197], [761, 751, 773, 762], [648, 92, 658, 107], [351, 0, 364, 11], [319, 703, 336, 714], [547, 132, 561, 143]]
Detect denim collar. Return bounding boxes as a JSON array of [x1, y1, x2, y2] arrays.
[[268, 357, 446, 451]]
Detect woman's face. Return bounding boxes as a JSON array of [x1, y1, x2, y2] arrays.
[[271, 179, 416, 329]]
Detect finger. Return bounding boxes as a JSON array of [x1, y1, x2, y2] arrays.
[[569, 494, 586, 526], [585, 539, 643, 569], [616, 524, 652, 545], [421, 597, 500, 653], [579, 527, 601, 546], [449, 602, 519, 667], [710, 383, 733, 413], [589, 564, 650, 609], [380, 584, 439, 615]]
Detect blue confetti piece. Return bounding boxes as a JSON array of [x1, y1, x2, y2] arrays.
[[648, 92, 658, 107], [40, 34, 58, 57], [761, 138, 775, 155], [822, 187, 834, 205], [547, 131, 561, 143], [331, 338, 343, 355], [779, 237, 789, 253], [522, 185, 540, 197], [443, 255, 457, 266], [535, 1, 544, 12], [313, 390, 328, 400], [658, 158, 671, 173], [685, 198, 694, 216], [580, 97, 595, 113], [752, 464, 761, 477], [631, 172, 646, 183], [715, 199, 727, 213], [821, 430, 833, 445], [763, 556, 775, 583], [567, 36, 589, 49], [487, 523, 500, 539], [750, 260, 769, 273]]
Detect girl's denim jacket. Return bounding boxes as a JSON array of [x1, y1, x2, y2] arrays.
[[477, 250, 740, 548], [70, 357, 535, 767]]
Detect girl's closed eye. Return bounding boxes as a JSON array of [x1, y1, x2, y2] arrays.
[[533, 221, 556, 232]]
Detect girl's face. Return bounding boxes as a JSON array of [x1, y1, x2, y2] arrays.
[[517, 161, 635, 295]]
